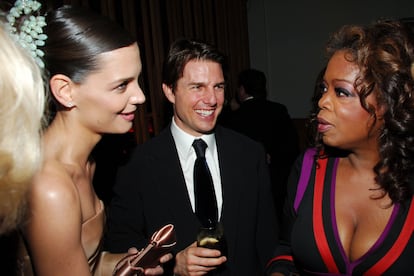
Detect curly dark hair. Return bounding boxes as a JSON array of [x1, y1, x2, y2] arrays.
[[310, 20, 414, 204]]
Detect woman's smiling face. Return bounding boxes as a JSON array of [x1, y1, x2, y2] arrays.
[[71, 43, 146, 134]]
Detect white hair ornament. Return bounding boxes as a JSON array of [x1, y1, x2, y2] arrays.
[[5, 0, 47, 68]]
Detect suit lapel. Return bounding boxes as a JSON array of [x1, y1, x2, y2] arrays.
[[215, 126, 242, 255], [152, 130, 200, 231]]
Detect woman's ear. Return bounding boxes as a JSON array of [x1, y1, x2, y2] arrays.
[[49, 74, 75, 108], [375, 98, 388, 119], [162, 83, 175, 104]]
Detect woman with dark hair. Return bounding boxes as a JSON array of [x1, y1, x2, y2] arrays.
[[267, 19, 414, 275], [18, 5, 171, 276]]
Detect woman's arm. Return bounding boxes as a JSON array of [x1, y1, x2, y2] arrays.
[[266, 151, 306, 275]]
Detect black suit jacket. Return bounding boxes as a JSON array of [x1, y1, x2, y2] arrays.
[[105, 125, 279, 275], [223, 98, 300, 222]]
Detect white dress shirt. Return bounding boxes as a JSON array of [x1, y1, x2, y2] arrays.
[[170, 118, 223, 220]]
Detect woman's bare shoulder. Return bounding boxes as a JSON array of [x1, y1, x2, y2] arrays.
[[29, 159, 79, 209]]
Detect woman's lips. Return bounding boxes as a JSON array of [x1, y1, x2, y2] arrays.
[[120, 111, 135, 121], [317, 117, 332, 133]]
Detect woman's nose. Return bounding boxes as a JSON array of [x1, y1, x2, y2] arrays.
[[131, 83, 146, 105], [318, 90, 330, 110]]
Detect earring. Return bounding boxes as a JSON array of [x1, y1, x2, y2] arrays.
[[67, 102, 74, 108]]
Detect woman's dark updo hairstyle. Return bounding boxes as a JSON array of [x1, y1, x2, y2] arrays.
[[43, 5, 136, 84], [311, 20, 414, 204]]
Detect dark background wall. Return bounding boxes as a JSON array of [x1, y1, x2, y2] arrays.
[[247, 0, 414, 119]]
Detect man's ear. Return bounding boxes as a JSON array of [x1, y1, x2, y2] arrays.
[[49, 74, 75, 108], [162, 83, 175, 104]]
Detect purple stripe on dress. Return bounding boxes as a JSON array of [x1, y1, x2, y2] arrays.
[[294, 148, 317, 212], [355, 203, 400, 265]]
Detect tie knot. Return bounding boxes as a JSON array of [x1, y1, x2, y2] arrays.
[[192, 139, 207, 158]]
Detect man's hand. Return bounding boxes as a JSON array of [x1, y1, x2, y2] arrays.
[[173, 242, 227, 276]]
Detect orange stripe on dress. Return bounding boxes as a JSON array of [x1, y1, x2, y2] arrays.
[[313, 157, 340, 273], [364, 198, 414, 275]]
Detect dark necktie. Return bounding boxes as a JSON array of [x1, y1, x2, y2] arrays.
[[192, 139, 218, 228]]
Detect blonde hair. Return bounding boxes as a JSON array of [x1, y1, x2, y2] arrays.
[[0, 23, 46, 234]]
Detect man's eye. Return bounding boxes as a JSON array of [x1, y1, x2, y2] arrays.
[[215, 84, 225, 90]]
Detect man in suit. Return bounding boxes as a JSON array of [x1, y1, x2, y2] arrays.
[[105, 39, 279, 275], [223, 69, 300, 223]]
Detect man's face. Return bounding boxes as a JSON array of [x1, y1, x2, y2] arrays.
[[163, 59, 225, 136]]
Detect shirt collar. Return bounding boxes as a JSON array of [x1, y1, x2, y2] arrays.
[[170, 117, 216, 157]]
